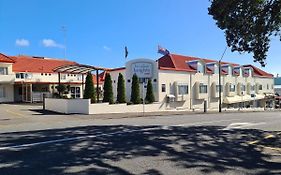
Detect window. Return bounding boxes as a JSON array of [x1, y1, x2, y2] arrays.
[[272, 84, 274, 89], [229, 84, 236, 92], [127, 79, 131, 83], [49, 73, 51, 76], [259, 85, 263, 90], [0, 86, 5, 98], [199, 84, 208, 93], [25, 73, 32, 79], [0, 67, 8, 75], [267, 84, 269, 90], [61, 74, 66, 80], [15, 73, 32, 79], [139, 78, 148, 83], [178, 85, 188, 95], [77, 75, 82, 81], [216, 85, 223, 92], [161, 84, 166, 92]]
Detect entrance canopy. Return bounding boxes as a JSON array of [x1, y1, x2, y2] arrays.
[[53, 63, 110, 74], [53, 63, 110, 102]]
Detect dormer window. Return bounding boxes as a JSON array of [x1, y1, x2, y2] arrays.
[[187, 60, 205, 73], [243, 68, 251, 77], [233, 67, 240, 76], [206, 62, 219, 74]]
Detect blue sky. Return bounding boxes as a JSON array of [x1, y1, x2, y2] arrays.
[[0, 0, 280, 75]]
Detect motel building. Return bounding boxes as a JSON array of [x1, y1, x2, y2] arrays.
[[0, 52, 274, 111]]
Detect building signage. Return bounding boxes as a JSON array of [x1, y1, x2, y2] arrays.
[[131, 62, 153, 78]]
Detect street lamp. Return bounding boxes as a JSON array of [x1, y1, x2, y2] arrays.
[[219, 46, 228, 113]]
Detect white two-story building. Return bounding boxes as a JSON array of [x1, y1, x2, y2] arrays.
[[107, 54, 274, 110]]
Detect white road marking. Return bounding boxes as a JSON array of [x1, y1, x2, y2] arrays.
[[222, 122, 266, 130], [172, 119, 240, 127]]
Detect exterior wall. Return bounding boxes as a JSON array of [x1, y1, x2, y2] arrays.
[[45, 98, 90, 114], [0, 84, 14, 102], [89, 102, 165, 114], [125, 59, 158, 102], [158, 70, 191, 110], [14, 72, 83, 84]]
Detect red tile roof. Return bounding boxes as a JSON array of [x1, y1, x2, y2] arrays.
[[0, 53, 15, 63], [243, 65, 273, 78], [11, 55, 77, 73], [157, 53, 272, 78], [157, 54, 238, 73]]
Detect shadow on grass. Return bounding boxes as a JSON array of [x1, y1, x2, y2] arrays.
[[0, 125, 280, 175]]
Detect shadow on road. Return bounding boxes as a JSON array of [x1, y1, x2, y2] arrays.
[[0, 125, 280, 175]]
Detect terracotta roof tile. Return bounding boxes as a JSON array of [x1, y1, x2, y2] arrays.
[[11, 55, 77, 73], [0, 53, 15, 63], [157, 53, 271, 78]]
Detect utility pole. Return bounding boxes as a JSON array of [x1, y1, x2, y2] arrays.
[[219, 46, 228, 113]]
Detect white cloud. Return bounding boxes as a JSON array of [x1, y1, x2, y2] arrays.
[[15, 39, 30, 47], [42, 39, 64, 49], [103, 45, 111, 51]]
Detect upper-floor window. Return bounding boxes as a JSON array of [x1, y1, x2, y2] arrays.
[[77, 75, 82, 81], [259, 85, 263, 90], [199, 83, 208, 93], [60, 74, 66, 80], [229, 84, 236, 92], [187, 61, 205, 73], [243, 68, 251, 77], [267, 84, 269, 90], [206, 63, 218, 74], [178, 85, 188, 95], [0, 67, 8, 75], [16, 73, 32, 79], [233, 67, 240, 76], [221, 65, 232, 75]]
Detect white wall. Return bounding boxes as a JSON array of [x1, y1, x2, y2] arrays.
[[0, 84, 14, 102], [45, 98, 90, 114]]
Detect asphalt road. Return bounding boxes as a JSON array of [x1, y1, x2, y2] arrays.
[[0, 104, 281, 175]]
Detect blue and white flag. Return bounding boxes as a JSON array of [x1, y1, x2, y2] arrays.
[[157, 45, 170, 55]]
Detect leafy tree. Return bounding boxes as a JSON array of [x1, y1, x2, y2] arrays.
[[130, 74, 141, 104], [145, 79, 155, 103], [103, 73, 114, 104], [83, 72, 96, 103], [208, 0, 281, 66], [56, 84, 67, 97], [117, 73, 126, 103]]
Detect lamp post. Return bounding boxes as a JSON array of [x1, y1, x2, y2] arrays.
[[219, 46, 228, 113]]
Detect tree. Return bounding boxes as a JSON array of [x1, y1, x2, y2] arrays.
[[145, 79, 155, 103], [56, 84, 67, 98], [208, 0, 281, 66], [103, 73, 113, 104], [117, 73, 126, 103], [83, 72, 96, 103], [130, 74, 141, 104]]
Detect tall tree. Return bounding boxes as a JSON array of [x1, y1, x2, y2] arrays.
[[209, 0, 281, 66], [130, 74, 141, 104], [83, 72, 96, 103], [117, 73, 126, 103], [103, 73, 114, 104], [145, 79, 155, 103]]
